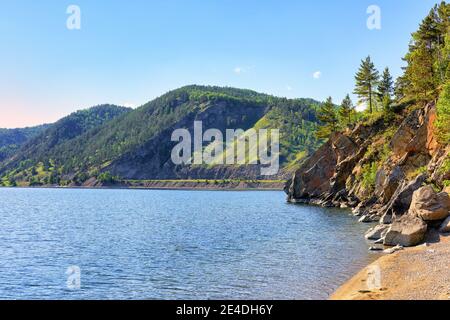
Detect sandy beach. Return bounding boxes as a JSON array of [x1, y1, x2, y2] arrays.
[[331, 233, 450, 300]]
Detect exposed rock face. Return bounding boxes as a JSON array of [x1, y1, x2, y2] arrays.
[[375, 166, 405, 204], [430, 147, 450, 185], [286, 122, 384, 202], [287, 132, 358, 201], [409, 186, 450, 221], [329, 142, 369, 195], [285, 102, 447, 249], [390, 104, 438, 159], [384, 214, 428, 247]]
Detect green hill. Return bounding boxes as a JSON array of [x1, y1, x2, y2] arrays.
[[0, 86, 322, 186], [0, 124, 51, 162]]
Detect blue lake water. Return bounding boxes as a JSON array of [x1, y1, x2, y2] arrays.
[[0, 188, 377, 300]]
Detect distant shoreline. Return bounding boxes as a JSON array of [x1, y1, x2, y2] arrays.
[[0, 179, 286, 192]]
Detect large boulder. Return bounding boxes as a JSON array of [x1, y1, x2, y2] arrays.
[[384, 214, 428, 247], [409, 186, 450, 221]]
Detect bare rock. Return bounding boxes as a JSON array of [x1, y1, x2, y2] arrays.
[[383, 245, 404, 254], [409, 186, 450, 221], [384, 214, 428, 247], [365, 224, 390, 240], [390, 104, 438, 159], [440, 216, 450, 233], [375, 166, 405, 204], [359, 215, 377, 223], [380, 213, 392, 224], [379, 173, 428, 220]]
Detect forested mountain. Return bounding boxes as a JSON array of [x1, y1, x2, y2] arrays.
[[0, 124, 51, 162], [0, 104, 131, 186], [0, 86, 322, 186]]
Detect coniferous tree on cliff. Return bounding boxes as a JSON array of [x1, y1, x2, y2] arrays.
[[354, 56, 380, 114]]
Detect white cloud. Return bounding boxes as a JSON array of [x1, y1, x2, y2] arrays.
[[234, 67, 243, 74], [286, 85, 292, 91], [313, 71, 322, 79]]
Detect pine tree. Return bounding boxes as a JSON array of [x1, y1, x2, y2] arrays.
[[394, 75, 408, 102], [316, 97, 338, 139], [338, 94, 354, 127], [401, 2, 450, 103], [378, 68, 394, 100], [378, 68, 394, 111], [406, 43, 437, 102], [354, 56, 380, 114]]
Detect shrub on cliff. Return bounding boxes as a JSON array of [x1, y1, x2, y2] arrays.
[[436, 82, 450, 143], [361, 162, 378, 192]]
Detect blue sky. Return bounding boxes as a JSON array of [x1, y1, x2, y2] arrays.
[[0, 0, 441, 128]]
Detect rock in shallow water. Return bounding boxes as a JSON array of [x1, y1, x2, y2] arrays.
[[384, 214, 428, 247]]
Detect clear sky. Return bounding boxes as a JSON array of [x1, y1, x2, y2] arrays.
[[0, 0, 441, 128]]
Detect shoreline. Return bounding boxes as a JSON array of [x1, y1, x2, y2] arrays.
[[0, 182, 285, 192], [331, 232, 450, 300]]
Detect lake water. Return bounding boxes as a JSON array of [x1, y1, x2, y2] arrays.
[[0, 188, 377, 300]]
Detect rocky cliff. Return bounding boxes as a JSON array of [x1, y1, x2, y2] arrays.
[[286, 103, 450, 248]]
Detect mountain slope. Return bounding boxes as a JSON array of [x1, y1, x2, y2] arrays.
[[0, 124, 51, 162], [0, 104, 131, 186], [0, 86, 322, 186]]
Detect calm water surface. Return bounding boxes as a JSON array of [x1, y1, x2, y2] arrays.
[[0, 188, 377, 299]]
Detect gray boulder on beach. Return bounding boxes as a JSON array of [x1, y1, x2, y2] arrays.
[[384, 214, 428, 247]]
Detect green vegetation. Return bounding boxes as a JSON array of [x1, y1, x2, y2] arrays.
[[440, 155, 450, 175], [98, 171, 119, 184], [0, 105, 131, 186], [378, 67, 394, 112], [316, 97, 338, 139], [338, 94, 355, 128], [436, 82, 450, 143], [253, 100, 321, 163], [360, 162, 378, 191], [397, 2, 450, 104], [0, 124, 50, 162]]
